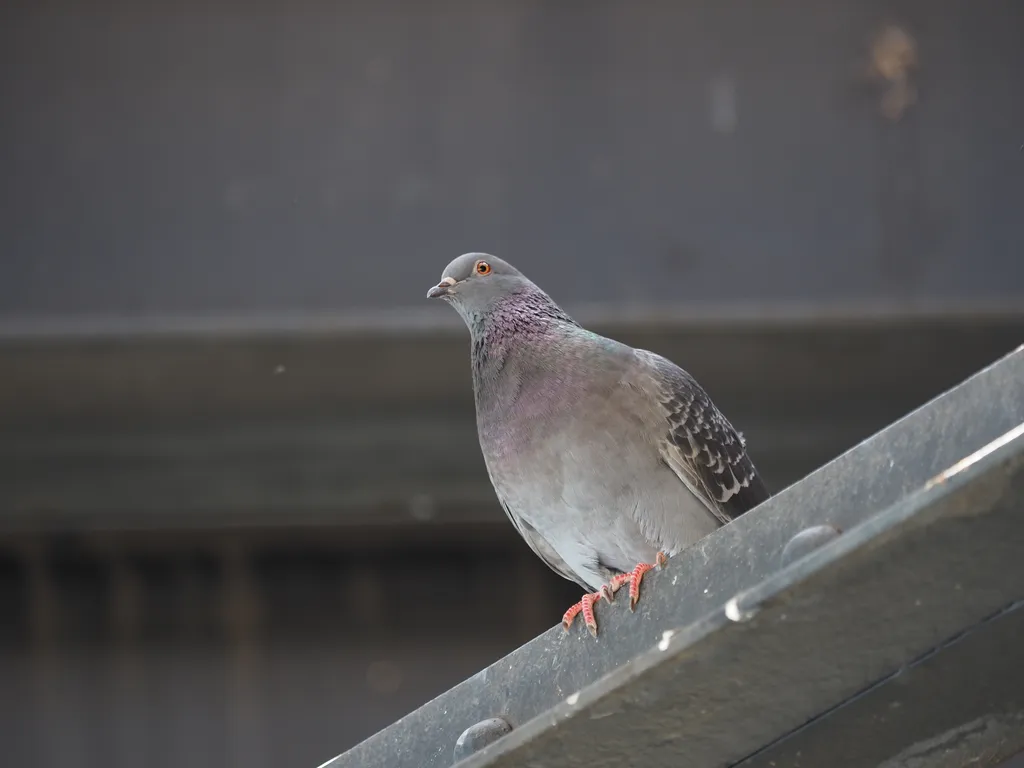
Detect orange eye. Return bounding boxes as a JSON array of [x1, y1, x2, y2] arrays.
[[475, 260, 492, 275]]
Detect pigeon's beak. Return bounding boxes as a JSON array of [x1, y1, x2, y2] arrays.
[[426, 276, 457, 299]]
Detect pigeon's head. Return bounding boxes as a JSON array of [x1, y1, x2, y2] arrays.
[[427, 252, 538, 325]]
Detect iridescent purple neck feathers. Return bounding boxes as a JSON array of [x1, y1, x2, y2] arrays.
[[468, 288, 579, 388]]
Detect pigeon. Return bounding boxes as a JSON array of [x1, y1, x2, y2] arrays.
[[427, 253, 770, 636]]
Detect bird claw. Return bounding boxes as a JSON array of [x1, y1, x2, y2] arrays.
[[608, 551, 668, 611], [561, 591, 603, 637], [561, 552, 668, 636]]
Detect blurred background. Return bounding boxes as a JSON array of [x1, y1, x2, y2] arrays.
[[1, 1, 1023, 767]]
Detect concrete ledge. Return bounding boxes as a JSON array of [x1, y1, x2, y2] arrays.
[[1, 313, 1021, 533]]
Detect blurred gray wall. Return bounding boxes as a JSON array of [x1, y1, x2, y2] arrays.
[[2, 0, 1023, 322], [1, 2, 1023, 768]]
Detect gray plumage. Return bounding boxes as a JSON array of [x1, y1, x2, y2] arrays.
[[427, 253, 769, 595]]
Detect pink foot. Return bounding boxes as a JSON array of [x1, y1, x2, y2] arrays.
[[561, 552, 668, 636], [562, 591, 605, 637], [606, 551, 668, 610]]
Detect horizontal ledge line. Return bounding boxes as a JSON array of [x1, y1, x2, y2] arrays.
[[1, 300, 1022, 340]]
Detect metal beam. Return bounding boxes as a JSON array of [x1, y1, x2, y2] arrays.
[[319, 344, 1024, 768], [736, 601, 1024, 767]]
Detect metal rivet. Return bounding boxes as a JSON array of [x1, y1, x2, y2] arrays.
[[781, 525, 842, 567], [453, 717, 512, 763]]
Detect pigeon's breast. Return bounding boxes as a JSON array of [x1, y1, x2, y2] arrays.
[[477, 385, 665, 583]]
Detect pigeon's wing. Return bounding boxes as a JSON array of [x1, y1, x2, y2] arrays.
[[631, 349, 770, 524], [498, 498, 592, 591]]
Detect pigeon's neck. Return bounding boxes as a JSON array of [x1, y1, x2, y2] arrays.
[[469, 289, 579, 392]]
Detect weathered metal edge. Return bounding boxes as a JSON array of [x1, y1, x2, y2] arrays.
[[455, 423, 1024, 767], [736, 601, 1024, 767], [317, 344, 1024, 768]]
